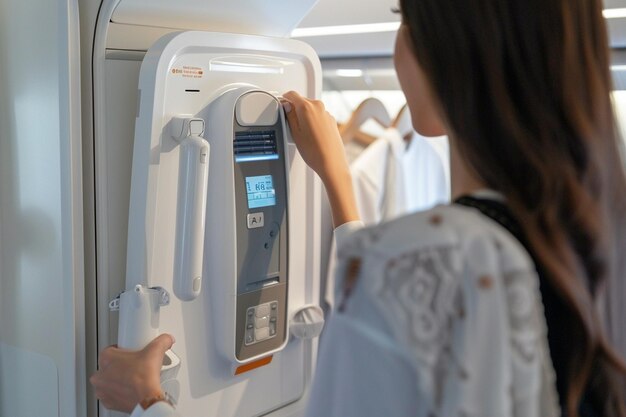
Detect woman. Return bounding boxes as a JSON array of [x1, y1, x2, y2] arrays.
[[91, 0, 626, 416]]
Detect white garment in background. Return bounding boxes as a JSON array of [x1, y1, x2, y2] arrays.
[[351, 128, 448, 225], [324, 128, 449, 308], [343, 140, 368, 164], [306, 204, 561, 417], [420, 134, 451, 201]]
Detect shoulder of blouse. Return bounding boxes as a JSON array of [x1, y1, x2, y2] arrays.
[[338, 204, 531, 261]]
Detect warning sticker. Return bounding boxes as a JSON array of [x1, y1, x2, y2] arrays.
[[170, 66, 204, 79]]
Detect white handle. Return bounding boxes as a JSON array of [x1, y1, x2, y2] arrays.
[[172, 117, 210, 301], [118, 285, 162, 350]]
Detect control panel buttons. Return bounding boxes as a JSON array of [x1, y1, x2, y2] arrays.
[[247, 212, 264, 229], [244, 301, 279, 346]]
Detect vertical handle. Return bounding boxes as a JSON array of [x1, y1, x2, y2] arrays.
[[117, 285, 161, 349], [172, 117, 210, 301]]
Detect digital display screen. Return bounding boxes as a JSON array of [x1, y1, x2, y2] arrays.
[[246, 175, 276, 209]]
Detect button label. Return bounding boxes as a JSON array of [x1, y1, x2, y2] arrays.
[[247, 212, 264, 229]]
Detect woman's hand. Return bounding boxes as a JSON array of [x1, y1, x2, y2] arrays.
[[90, 334, 174, 413], [281, 91, 348, 183], [282, 91, 360, 227]]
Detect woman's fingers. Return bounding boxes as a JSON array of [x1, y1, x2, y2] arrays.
[[143, 333, 175, 357], [90, 334, 175, 413], [281, 99, 299, 133]]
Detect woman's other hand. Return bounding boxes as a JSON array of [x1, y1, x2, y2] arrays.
[[282, 91, 360, 227], [90, 334, 174, 413]]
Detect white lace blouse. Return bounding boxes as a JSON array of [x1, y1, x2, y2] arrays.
[[304, 204, 562, 417]]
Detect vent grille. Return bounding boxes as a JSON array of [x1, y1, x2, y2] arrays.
[[234, 130, 278, 162]]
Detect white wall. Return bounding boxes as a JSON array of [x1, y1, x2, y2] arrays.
[[0, 0, 85, 416]]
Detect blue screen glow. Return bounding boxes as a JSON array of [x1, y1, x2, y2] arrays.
[[246, 175, 276, 209]]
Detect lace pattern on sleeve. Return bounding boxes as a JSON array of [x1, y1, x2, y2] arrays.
[[368, 244, 468, 415], [374, 245, 462, 367]]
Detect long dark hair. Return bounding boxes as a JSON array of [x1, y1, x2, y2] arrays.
[[398, 0, 626, 415]]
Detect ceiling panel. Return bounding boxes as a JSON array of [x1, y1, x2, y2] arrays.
[[296, 0, 626, 58], [605, 0, 626, 9], [111, 0, 317, 36], [298, 0, 399, 28], [307, 1, 626, 92]]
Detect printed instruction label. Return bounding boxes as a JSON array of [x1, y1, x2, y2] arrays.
[[171, 66, 204, 79]]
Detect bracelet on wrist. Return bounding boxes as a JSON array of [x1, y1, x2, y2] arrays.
[[139, 391, 176, 410]]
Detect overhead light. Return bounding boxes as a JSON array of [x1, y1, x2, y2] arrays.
[[209, 61, 283, 74], [604, 8, 626, 19], [334, 69, 364, 77], [611, 65, 626, 71], [291, 21, 401, 38], [292, 10, 624, 38]]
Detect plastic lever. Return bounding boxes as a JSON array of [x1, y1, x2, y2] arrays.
[[171, 117, 210, 301]]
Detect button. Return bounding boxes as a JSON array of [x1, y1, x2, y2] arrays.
[[189, 119, 205, 135], [270, 222, 280, 238], [247, 212, 264, 229], [269, 322, 277, 336], [270, 222, 280, 239], [255, 327, 270, 341], [270, 317, 277, 323], [270, 302, 278, 310], [247, 308, 255, 317], [255, 304, 270, 318], [245, 328, 255, 345], [200, 146, 208, 164], [255, 316, 269, 328], [192, 277, 201, 291], [247, 323, 254, 330]]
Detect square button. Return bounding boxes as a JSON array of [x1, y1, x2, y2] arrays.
[[255, 327, 270, 341], [255, 316, 269, 328], [247, 213, 264, 229], [255, 304, 270, 318]]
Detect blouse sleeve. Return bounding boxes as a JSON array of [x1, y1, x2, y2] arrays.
[[333, 221, 364, 250], [303, 312, 420, 417]]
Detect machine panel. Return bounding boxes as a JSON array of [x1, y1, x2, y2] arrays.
[[233, 109, 289, 361]]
